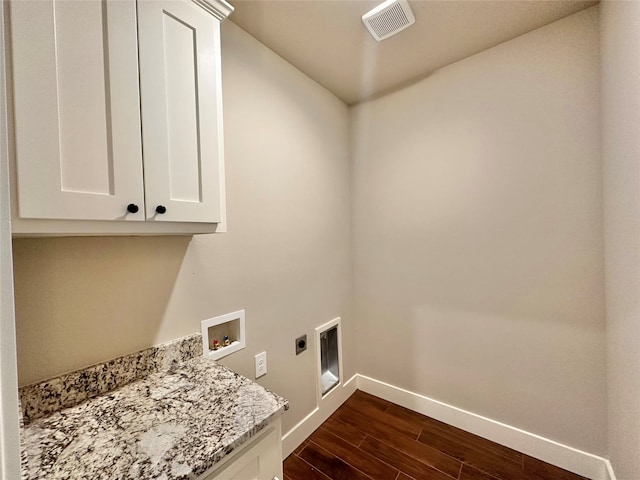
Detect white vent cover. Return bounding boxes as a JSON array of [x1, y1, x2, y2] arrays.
[[362, 0, 415, 41]]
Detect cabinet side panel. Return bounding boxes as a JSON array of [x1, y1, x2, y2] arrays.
[[0, 2, 21, 476]]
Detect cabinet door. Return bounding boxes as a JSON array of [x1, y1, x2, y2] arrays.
[[201, 425, 283, 480], [10, 0, 145, 221], [137, 0, 224, 223]]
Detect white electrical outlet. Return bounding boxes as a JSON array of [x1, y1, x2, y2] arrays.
[[255, 351, 267, 378]]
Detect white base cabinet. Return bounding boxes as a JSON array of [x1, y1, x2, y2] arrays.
[[7, 0, 232, 236], [198, 419, 283, 480]]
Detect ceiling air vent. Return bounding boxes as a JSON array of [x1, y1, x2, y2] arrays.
[[362, 0, 415, 42]]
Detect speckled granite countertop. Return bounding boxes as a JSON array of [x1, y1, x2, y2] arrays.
[[20, 339, 288, 480]]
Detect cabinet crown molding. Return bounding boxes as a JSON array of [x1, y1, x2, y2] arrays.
[[192, 0, 234, 20]]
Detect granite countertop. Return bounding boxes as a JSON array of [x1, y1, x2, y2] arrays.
[[20, 348, 288, 480]]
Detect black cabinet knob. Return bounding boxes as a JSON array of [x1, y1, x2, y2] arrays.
[[126, 203, 139, 214], [155, 205, 167, 214]]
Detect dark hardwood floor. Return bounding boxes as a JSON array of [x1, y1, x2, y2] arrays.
[[284, 390, 588, 480]]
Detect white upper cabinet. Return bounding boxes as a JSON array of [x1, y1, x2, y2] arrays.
[[137, 0, 224, 223], [8, 0, 233, 236], [10, 0, 145, 222]]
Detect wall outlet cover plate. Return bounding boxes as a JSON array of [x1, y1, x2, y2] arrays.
[[255, 351, 267, 378]]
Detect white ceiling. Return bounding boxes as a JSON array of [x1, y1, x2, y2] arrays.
[[229, 0, 598, 104]]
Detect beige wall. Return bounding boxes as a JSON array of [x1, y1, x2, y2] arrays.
[[601, 1, 640, 478], [351, 7, 607, 455], [12, 21, 353, 435]]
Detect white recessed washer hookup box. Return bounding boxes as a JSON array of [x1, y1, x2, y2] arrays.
[[201, 310, 246, 360]]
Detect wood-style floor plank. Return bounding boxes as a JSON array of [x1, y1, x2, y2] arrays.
[[284, 390, 590, 480], [309, 427, 399, 480], [298, 441, 373, 480], [397, 474, 415, 480], [348, 389, 392, 412], [283, 453, 331, 480], [335, 402, 421, 441], [343, 397, 422, 439], [392, 403, 522, 467], [459, 464, 501, 480], [360, 436, 456, 480], [322, 416, 367, 447], [371, 425, 462, 479], [415, 420, 532, 480]]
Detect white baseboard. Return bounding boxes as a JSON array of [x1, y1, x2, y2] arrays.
[[604, 460, 618, 480], [356, 374, 612, 480], [281, 373, 357, 458]]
